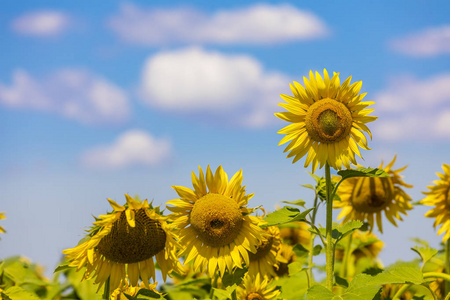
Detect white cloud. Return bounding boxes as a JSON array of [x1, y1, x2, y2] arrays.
[[390, 25, 450, 57], [12, 11, 70, 37], [109, 3, 328, 46], [140, 47, 290, 128], [81, 130, 172, 169], [372, 73, 450, 141], [0, 69, 130, 124]]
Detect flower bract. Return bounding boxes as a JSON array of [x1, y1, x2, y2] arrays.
[[166, 165, 265, 277], [275, 69, 377, 172]]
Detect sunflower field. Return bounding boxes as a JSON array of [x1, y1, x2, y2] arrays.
[[1, 68, 450, 300]]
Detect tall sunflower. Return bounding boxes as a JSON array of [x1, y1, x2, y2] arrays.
[[247, 224, 281, 278], [0, 212, 5, 237], [237, 273, 280, 300], [421, 163, 450, 242], [334, 156, 413, 233], [63, 195, 181, 292], [166, 165, 265, 277], [275, 69, 376, 172]]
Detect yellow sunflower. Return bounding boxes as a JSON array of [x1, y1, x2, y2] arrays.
[[237, 273, 280, 300], [166, 165, 265, 277], [278, 221, 311, 247], [334, 156, 413, 232], [274, 243, 297, 278], [247, 224, 281, 278], [275, 69, 376, 172], [0, 212, 5, 236], [421, 163, 450, 242], [111, 280, 160, 300], [63, 194, 181, 292]]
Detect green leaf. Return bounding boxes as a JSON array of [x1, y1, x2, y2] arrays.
[[288, 261, 306, 276], [261, 206, 313, 228], [337, 167, 389, 181], [411, 246, 438, 265], [222, 267, 247, 287], [335, 275, 349, 288], [292, 244, 309, 257], [135, 288, 164, 299], [370, 262, 424, 285], [306, 285, 335, 300], [1, 286, 41, 300], [342, 274, 382, 299], [280, 199, 306, 208], [312, 244, 323, 256], [302, 184, 315, 191], [212, 284, 238, 300], [336, 220, 364, 240], [54, 263, 72, 273]]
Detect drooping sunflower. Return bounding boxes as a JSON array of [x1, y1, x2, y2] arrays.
[[247, 224, 281, 278], [0, 212, 5, 237], [110, 280, 160, 300], [421, 163, 450, 242], [275, 69, 377, 172], [63, 195, 181, 292], [166, 165, 265, 277], [334, 156, 413, 233], [237, 273, 280, 300]]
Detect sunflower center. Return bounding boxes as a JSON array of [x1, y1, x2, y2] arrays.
[[249, 236, 273, 261], [305, 98, 352, 143], [97, 209, 166, 264], [246, 293, 263, 300], [190, 193, 243, 247], [352, 177, 394, 213]]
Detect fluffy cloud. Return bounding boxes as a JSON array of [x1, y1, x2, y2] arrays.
[[81, 130, 172, 169], [390, 25, 450, 57], [0, 69, 130, 124], [11, 11, 70, 37], [140, 47, 291, 128], [109, 3, 328, 46], [372, 73, 450, 140]]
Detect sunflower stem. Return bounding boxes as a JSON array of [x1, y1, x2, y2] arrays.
[[392, 283, 412, 300], [307, 194, 319, 288], [446, 239, 450, 296], [325, 163, 335, 291]]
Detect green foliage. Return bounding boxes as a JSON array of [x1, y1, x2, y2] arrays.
[[123, 288, 163, 299], [337, 167, 389, 180], [411, 246, 438, 266], [310, 221, 363, 246], [304, 172, 340, 202], [280, 199, 306, 208], [261, 206, 313, 228], [221, 267, 247, 287]]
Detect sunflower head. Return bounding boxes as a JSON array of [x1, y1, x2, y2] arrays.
[[278, 221, 311, 247], [237, 274, 280, 300], [421, 163, 450, 242], [334, 156, 413, 233], [275, 69, 377, 172], [274, 243, 297, 278], [167, 165, 265, 277], [63, 194, 181, 292]]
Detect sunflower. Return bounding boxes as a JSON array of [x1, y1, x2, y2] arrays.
[[110, 280, 160, 300], [278, 221, 311, 247], [166, 165, 265, 277], [63, 195, 181, 292], [237, 273, 280, 300], [421, 163, 450, 242], [274, 243, 297, 277], [0, 212, 5, 236], [247, 224, 281, 278], [275, 69, 376, 172], [334, 156, 413, 233]]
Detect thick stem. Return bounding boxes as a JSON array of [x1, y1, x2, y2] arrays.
[[325, 163, 335, 291], [307, 195, 319, 288], [446, 240, 450, 295], [392, 283, 412, 300]]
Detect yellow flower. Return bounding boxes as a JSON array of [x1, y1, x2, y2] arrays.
[[237, 273, 280, 300], [274, 243, 297, 278], [110, 280, 160, 300], [167, 165, 265, 277], [247, 224, 281, 278], [421, 163, 450, 242], [278, 221, 311, 247], [275, 69, 376, 172], [63, 195, 181, 292], [334, 156, 413, 233], [0, 212, 6, 236]]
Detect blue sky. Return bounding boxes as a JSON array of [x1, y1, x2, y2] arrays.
[[1, 0, 450, 276]]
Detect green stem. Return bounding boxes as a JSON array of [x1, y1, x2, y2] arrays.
[[102, 276, 110, 299], [209, 269, 219, 299], [307, 194, 319, 288], [424, 272, 450, 282], [392, 283, 412, 300], [325, 163, 334, 291], [340, 233, 353, 278], [446, 240, 450, 295]]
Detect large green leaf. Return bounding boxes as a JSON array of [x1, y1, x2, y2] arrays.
[[370, 262, 424, 285], [1, 286, 41, 300], [337, 167, 389, 181], [222, 267, 247, 287], [411, 246, 438, 265], [306, 285, 335, 300], [261, 206, 313, 228]]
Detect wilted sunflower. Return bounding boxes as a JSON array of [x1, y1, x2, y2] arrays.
[[166, 165, 265, 277], [248, 224, 281, 278], [334, 156, 413, 232], [110, 280, 160, 300], [421, 163, 450, 242], [63, 195, 181, 292], [0, 212, 5, 236], [275, 69, 376, 172], [237, 273, 280, 300]]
